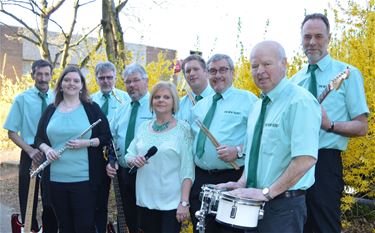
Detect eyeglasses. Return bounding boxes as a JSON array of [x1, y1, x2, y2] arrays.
[[98, 76, 114, 81], [124, 78, 143, 85], [208, 67, 230, 75]]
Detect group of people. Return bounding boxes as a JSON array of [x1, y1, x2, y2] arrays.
[[4, 13, 369, 233]]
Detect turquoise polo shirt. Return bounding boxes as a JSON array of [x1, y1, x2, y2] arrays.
[[112, 93, 154, 164], [3, 87, 54, 145], [191, 86, 258, 170], [291, 55, 369, 150], [244, 78, 321, 190], [176, 85, 214, 122], [91, 88, 130, 133]]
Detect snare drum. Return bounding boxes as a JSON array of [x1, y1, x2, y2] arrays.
[[199, 184, 223, 215], [216, 192, 264, 229]]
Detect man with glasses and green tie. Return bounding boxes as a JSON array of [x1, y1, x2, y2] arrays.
[[292, 13, 369, 233], [106, 63, 153, 233], [218, 40, 321, 233], [175, 55, 214, 122], [189, 54, 257, 233], [3, 59, 57, 232], [91, 61, 130, 233]]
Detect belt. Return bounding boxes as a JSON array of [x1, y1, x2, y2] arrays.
[[273, 189, 306, 200], [196, 166, 243, 175]]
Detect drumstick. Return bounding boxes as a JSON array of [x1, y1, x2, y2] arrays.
[[178, 73, 197, 105], [196, 120, 240, 170]]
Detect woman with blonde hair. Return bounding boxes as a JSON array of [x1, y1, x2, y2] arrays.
[[119, 81, 194, 233]]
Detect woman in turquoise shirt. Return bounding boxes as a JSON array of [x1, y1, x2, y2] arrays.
[[35, 66, 111, 233], [123, 81, 194, 233]]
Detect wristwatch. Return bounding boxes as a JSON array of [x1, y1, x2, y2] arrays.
[[327, 121, 335, 132], [180, 201, 190, 207], [236, 146, 244, 158], [262, 187, 273, 201]]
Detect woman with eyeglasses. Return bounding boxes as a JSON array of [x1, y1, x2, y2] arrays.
[[34, 66, 111, 233], [120, 81, 194, 233]]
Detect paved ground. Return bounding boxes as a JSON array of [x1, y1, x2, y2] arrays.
[[0, 203, 14, 233]]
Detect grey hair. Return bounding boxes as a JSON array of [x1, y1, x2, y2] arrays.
[[95, 61, 117, 77], [122, 63, 148, 80], [207, 54, 234, 70]]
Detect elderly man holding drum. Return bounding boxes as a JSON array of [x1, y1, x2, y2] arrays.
[[217, 41, 321, 233]]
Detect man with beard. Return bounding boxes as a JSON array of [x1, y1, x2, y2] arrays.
[[106, 63, 153, 233]]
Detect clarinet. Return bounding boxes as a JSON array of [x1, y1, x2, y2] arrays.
[[30, 119, 102, 178]]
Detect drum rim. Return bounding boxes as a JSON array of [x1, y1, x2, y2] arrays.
[[219, 192, 263, 206]]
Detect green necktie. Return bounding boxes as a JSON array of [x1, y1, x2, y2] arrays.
[[125, 101, 140, 151], [308, 64, 319, 98], [38, 92, 48, 113], [101, 93, 110, 116], [195, 95, 203, 102], [196, 93, 222, 158], [246, 96, 270, 188]]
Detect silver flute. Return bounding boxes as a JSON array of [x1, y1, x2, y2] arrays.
[[30, 119, 102, 177]]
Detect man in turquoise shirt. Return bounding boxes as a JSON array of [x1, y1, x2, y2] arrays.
[[3, 59, 57, 232], [291, 13, 369, 233], [175, 55, 214, 122], [106, 63, 153, 233], [219, 41, 321, 233], [91, 61, 130, 233], [189, 54, 258, 233]]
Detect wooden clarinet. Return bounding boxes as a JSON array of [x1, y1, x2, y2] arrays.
[[30, 119, 102, 178]]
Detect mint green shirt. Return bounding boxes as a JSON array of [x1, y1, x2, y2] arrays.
[[111, 93, 154, 158], [176, 85, 214, 122], [291, 55, 369, 150], [91, 88, 130, 132], [191, 86, 258, 170], [122, 120, 194, 210], [47, 105, 91, 182], [244, 78, 321, 190], [3, 87, 54, 145]]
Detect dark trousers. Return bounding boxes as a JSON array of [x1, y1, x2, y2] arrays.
[[246, 195, 306, 233], [304, 149, 343, 233], [95, 175, 111, 233], [189, 166, 244, 233], [117, 167, 138, 233], [137, 206, 181, 233], [19, 149, 58, 232], [50, 181, 96, 233]]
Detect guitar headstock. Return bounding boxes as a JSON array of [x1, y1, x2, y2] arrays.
[[331, 67, 350, 90]]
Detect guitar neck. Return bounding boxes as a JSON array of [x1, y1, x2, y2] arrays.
[[317, 84, 332, 104], [24, 176, 37, 232], [112, 174, 129, 233]]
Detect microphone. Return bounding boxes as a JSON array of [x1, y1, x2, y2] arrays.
[[128, 146, 158, 174]]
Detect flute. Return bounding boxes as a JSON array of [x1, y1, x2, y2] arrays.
[[30, 119, 102, 177], [196, 120, 240, 170]]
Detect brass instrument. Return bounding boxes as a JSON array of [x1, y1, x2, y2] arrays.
[[30, 119, 102, 177], [196, 120, 240, 170]]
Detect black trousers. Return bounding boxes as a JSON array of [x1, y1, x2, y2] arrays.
[[19, 149, 57, 232], [50, 181, 96, 233], [137, 206, 181, 233], [189, 166, 244, 233], [246, 195, 306, 233], [95, 175, 111, 233], [304, 149, 343, 233], [117, 167, 138, 233]]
